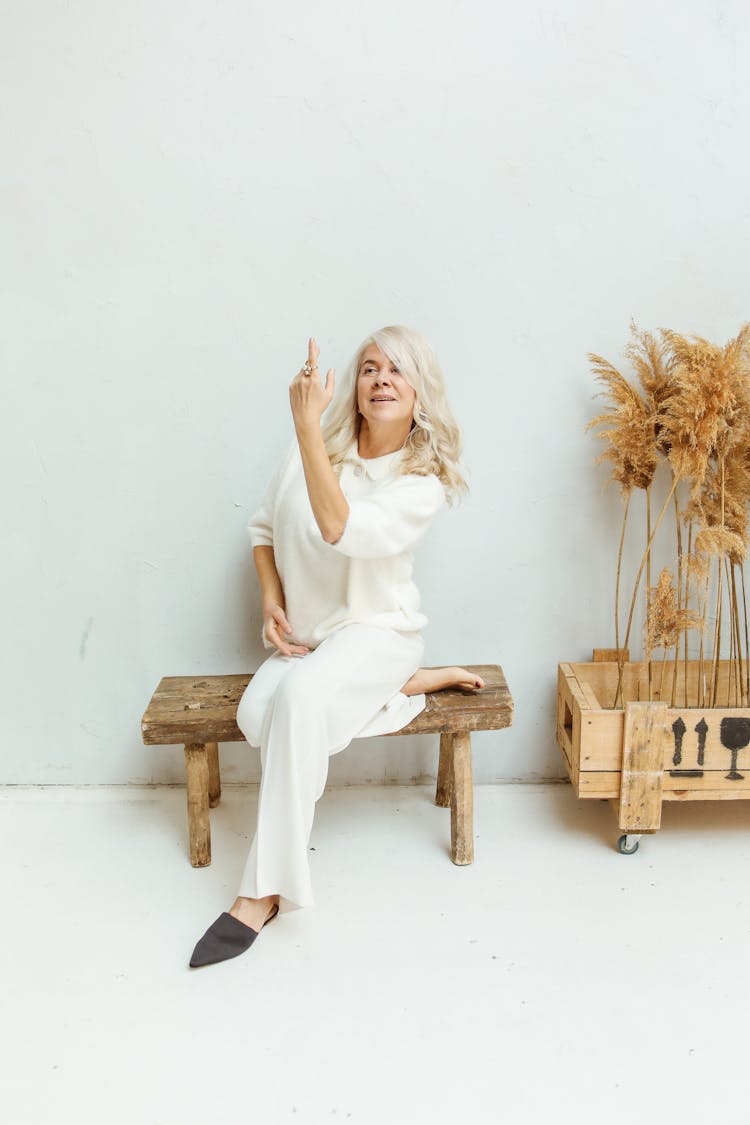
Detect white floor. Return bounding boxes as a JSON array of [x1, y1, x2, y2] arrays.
[[2, 782, 749, 1125]]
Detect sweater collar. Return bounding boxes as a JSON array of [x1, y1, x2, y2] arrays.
[[343, 441, 403, 481]]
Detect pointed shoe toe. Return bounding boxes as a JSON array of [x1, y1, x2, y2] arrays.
[[189, 904, 280, 969], [189, 911, 260, 968]]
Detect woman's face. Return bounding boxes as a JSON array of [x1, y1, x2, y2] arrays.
[[356, 343, 416, 429]]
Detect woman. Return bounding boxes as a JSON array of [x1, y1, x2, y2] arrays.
[[190, 326, 482, 968]]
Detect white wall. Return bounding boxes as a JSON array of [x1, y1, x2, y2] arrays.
[[2, 0, 749, 785]]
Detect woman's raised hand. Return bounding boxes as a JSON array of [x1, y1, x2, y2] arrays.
[[263, 602, 311, 657], [289, 337, 335, 433]]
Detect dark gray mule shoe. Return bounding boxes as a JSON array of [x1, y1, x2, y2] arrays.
[[189, 904, 279, 968]]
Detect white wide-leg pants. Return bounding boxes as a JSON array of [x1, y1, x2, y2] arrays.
[[235, 624, 426, 913]]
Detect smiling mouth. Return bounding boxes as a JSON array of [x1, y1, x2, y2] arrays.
[[371, 396, 396, 402]]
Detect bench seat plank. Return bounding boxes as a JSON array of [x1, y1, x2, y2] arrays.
[[140, 663, 513, 870], [142, 664, 512, 745]]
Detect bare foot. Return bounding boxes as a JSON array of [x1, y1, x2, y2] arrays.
[[401, 667, 485, 696], [229, 894, 280, 932]]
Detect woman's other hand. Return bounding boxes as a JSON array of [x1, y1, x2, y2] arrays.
[[263, 602, 311, 657], [289, 337, 335, 434]]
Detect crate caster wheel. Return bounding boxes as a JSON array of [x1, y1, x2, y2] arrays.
[[617, 833, 641, 855]]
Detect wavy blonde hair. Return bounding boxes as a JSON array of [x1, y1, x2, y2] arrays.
[[321, 325, 467, 503]]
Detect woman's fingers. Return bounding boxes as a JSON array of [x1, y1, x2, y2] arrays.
[[290, 341, 333, 427], [265, 614, 309, 657], [265, 616, 283, 643], [303, 337, 321, 381], [275, 635, 311, 657], [272, 611, 294, 639]]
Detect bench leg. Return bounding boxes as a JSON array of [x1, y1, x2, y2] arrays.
[[435, 732, 453, 807], [207, 741, 221, 808], [448, 731, 474, 865], [184, 743, 211, 867]]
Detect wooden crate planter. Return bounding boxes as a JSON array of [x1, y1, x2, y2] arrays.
[[556, 651, 750, 853]]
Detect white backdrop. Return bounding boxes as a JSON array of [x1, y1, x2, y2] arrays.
[[2, 0, 749, 785]]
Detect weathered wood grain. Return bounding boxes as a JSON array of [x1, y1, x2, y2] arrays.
[[579, 770, 750, 798], [448, 732, 474, 865], [184, 743, 211, 866], [618, 701, 668, 832], [142, 664, 513, 870], [435, 732, 453, 808], [593, 648, 630, 662], [207, 741, 221, 808], [141, 665, 513, 745]]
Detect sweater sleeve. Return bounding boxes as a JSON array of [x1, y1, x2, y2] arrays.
[[330, 473, 446, 560], [246, 442, 297, 549], [247, 496, 274, 550]]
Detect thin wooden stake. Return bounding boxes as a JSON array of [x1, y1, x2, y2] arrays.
[[615, 472, 681, 707], [742, 566, 750, 704], [671, 484, 682, 707], [614, 493, 631, 708], [683, 519, 693, 707]]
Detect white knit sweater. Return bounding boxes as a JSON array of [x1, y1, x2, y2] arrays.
[[247, 440, 446, 649]]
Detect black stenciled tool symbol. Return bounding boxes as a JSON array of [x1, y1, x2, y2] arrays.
[[695, 718, 708, 766], [670, 716, 706, 778], [720, 717, 750, 781], [671, 717, 686, 765]]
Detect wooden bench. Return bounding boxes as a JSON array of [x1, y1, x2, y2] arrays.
[[141, 664, 513, 868]]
